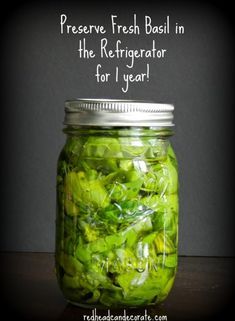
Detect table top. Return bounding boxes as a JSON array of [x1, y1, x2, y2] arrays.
[[0, 252, 234, 321]]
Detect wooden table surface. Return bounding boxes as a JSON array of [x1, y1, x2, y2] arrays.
[[0, 253, 234, 321]]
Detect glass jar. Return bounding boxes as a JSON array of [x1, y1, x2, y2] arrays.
[[55, 99, 179, 308]]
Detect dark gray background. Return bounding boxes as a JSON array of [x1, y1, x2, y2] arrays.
[[1, 1, 233, 256]]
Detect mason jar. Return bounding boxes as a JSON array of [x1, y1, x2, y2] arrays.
[[55, 99, 179, 308]]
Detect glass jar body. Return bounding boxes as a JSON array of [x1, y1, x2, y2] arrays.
[[55, 127, 179, 308]]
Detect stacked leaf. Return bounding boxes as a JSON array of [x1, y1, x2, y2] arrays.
[[56, 133, 178, 307]]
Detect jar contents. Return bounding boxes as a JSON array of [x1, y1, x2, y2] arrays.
[[56, 130, 178, 308]]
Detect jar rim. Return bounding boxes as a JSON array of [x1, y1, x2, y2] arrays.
[[64, 98, 174, 127]]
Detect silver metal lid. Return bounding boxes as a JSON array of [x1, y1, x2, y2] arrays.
[[64, 99, 174, 127]]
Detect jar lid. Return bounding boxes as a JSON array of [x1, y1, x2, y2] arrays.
[[64, 99, 174, 127]]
